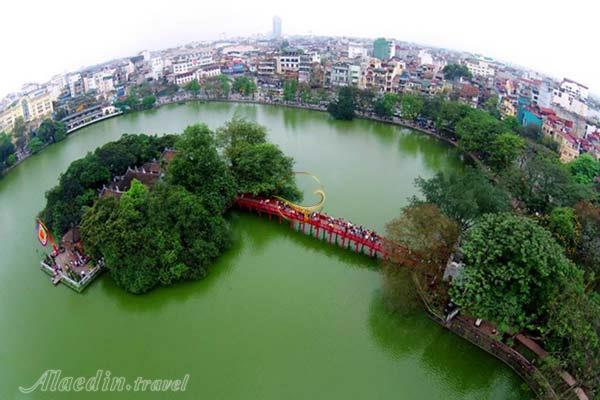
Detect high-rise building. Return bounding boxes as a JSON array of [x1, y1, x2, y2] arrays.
[[373, 38, 391, 60], [272, 16, 282, 39]]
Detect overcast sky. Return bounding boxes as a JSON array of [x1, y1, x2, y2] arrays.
[[1, 0, 598, 97]]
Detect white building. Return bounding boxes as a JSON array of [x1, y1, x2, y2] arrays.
[[418, 50, 433, 65], [196, 64, 221, 79], [348, 64, 361, 86], [150, 57, 164, 80], [67, 73, 84, 97], [465, 60, 495, 78], [348, 44, 367, 59], [172, 52, 213, 74], [559, 78, 588, 101], [276, 51, 300, 74], [553, 89, 588, 117], [174, 71, 196, 86], [331, 63, 350, 86]]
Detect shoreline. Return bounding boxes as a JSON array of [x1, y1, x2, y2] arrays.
[[1, 97, 481, 180], [0, 111, 123, 179]]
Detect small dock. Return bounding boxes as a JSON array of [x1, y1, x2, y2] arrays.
[[39, 227, 104, 293]]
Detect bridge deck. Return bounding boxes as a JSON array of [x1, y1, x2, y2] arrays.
[[235, 195, 389, 259]]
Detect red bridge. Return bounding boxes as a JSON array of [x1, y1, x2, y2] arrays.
[[235, 195, 391, 259]]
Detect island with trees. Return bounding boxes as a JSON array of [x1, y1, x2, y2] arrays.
[[39, 118, 299, 294]]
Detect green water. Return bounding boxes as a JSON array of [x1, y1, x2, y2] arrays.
[[0, 102, 531, 399]]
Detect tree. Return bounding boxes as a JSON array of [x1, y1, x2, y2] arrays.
[[114, 95, 140, 112], [204, 75, 230, 99], [12, 117, 28, 149], [450, 213, 579, 333], [373, 93, 398, 118], [483, 95, 500, 119], [455, 109, 505, 156], [167, 124, 237, 213], [283, 79, 298, 101], [437, 100, 471, 134], [6, 154, 16, 167], [501, 146, 594, 214], [327, 86, 356, 120], [215, 117, 268, 163], [385, 204, 459, 282], [80, 181, 231, 294], [27, 137, 44, 154], [39, 134, 176, 234], [502, 116, 521, 134], [442, 64, 472, 80], [141, 95, 156, 110], [544, 284, 600, 391], [573, 202, 600, 290], [400, 93, 424, 121], [0, 132, 15, 168], [413, 168, 511, 230], [298, 83, 312, 104], [546, 207, 580, 258], [354, 88, 376, 110], [232, 76, 256, 97], [230, 142, 301, 200], [568, 153, 600, 185], [486, 132, 525, 171], [37, 119, 66, 144], [521, 123, 542, 141], [184, 79, 201, 96]]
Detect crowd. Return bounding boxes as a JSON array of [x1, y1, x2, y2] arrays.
[[245, 196, 381, 245]]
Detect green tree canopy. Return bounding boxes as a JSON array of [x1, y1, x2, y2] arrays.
[[0, 132, 15, 168], [455, 108, 505, 156], [486, 132, 525, 171], [400, 93, 424, 121], [141, 95, 156, 110], [167, 124, 236, 213], [232, 76, 257, 96], [568, 153, 600, 185], [215, 117, 268, 163], [27, 137, 44, 154], [451, 213, 580, 333], [544, 284, 600, 390], [573, 202, 600, 290], [184, 79, 201, 95], [80, 181, 231, 294], [373, 93, 399, 118], [39, 134, 176, 234], [327, 86, 356, 120], [442, 64, 472, 80], [546, 207, 580, 258], [36, 119, 67, 144], [501, 146, 595, 214], [385, 204, 459, 281], [283, 79, 298, 101], [231, 142, 300, 200], [413, 168, 511, 230], [12, 117, 28, 149], [204, 76, 230, 99]]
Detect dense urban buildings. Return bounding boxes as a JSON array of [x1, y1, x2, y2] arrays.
[[1, 27, 599, 167]]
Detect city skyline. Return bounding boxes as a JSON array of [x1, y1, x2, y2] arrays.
[[1, 0, 598, 98]]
